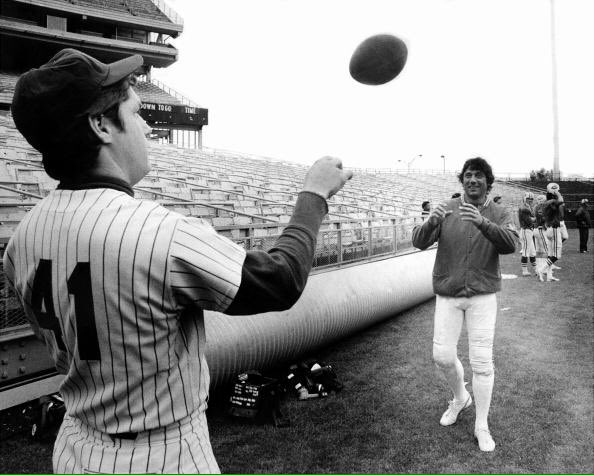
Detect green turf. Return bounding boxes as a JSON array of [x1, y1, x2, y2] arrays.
[[1, 230, 592, 473]]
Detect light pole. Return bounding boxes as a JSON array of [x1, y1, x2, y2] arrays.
[[441, 155, 446, 174], [409, 154, 422, 173], [399, 154, 422, 174], [550, 0, 560, 180]]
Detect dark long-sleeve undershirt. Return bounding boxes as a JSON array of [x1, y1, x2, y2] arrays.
[[225, 191, 327, 315]]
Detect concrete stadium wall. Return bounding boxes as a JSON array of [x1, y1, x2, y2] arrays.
[[204, 248, 437, 389]]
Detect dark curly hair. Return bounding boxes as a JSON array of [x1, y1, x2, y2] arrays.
[[457, 157, 495, 192]]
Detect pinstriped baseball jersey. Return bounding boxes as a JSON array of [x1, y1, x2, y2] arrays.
[[53, 411, 219, 473], [3, 187, 246, 434]]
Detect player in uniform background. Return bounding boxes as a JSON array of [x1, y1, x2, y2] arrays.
[[536, 197, 564, 282], [3, 49, 352, 473], [575, 199, 591, 253], [534, 184, 566, 282], [412, 157, 518, 452], [545, 183, 569, 275], [421, 201, 431, 221], [533, 194, 550, 279], [518, 192, 537, 276]]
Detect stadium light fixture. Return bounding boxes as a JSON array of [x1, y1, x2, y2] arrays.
[[397, 154, 422, 174]]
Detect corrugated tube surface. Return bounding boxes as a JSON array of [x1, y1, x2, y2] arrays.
[[204, 249, 436, 389]]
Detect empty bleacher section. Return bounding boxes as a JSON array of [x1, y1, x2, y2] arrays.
[[135, 79, 182, 105], [0, 72, 17, 108], [59, 0, 172, 23], [0, 113, 420, 263], [2, 0, 181, 31], [0, 113, 533, 264]]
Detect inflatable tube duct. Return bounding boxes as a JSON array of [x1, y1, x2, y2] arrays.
[[205, 249, 436, 389]]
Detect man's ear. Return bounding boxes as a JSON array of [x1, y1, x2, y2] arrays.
[[88, 114, 114, 144]]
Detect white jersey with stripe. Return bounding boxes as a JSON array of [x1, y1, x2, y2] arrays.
[[3, 188, 246, 434]]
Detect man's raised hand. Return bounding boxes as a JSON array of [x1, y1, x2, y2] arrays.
[[303, 156, 353, 200], [428, 202, 453, 226]]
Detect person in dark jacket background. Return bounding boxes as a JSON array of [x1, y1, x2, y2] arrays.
[[412, 157, 518, 453], [421, 200, 431, 220], [575, 199, 591, 253]]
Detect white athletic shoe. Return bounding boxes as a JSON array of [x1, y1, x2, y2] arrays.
[[474, 428, 496, 452], [522, 269, 531, 277], [551, 264, 561, 270], [439, 393, 472, 426]]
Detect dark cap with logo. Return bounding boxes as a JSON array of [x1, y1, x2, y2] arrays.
[[12, 48, 143, 154]]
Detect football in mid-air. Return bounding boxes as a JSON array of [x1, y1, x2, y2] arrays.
[[349, 34, 408, 86], [547, 182, 560, 193]]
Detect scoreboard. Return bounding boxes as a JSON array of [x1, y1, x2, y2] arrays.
[[140, 102, 208, 126]]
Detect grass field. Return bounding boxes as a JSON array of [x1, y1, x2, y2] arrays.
[[1, 229, 592, 473]]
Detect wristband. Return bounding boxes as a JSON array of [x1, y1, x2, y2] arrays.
[[301, 190, 328, 201]]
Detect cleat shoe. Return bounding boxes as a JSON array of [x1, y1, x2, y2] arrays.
[[474, 428, 496, 452], [551, 264, 561, 270], [549, 276, 559, 282], [439, 393, 472, 426], [522, 269, 531, 277]]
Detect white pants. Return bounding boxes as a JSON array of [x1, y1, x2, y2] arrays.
[[53, 410, 220, 474], [519, 228, 535, 257], [545, 226, 563, 259], [433, 294, 497, 427], [433, 293, 497, 374]]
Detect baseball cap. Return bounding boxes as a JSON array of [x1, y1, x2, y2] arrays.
[[582, 199, 589, 204], [12, 48, 143, 154]]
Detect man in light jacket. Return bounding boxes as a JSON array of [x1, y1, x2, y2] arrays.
[[412, 157, 518, 452]]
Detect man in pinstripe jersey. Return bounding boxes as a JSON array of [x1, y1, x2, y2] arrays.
[[4, 49, 352, 473]]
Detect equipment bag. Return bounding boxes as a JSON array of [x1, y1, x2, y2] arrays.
[[227, 371, 289, 427]]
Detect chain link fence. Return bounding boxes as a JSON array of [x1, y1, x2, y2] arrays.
[[231, 218, 424, 269], [0, 251, 29, 335]]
